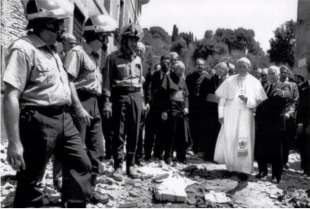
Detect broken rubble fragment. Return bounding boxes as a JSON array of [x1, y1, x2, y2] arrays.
[[204, 191, 231, 203], [153, 175, 197, 203], [128, 191, 139, 197], [152, 173, 169, 183], [119, 202, 139, 208]]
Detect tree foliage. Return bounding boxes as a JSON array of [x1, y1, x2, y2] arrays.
[[142, 24, 270, 71], [171, 24, 179, 42], [268, 20, 296, 67]]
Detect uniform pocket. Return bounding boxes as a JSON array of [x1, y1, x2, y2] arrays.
[[35, 63, 58, 86], [115, 64, 129, 79]]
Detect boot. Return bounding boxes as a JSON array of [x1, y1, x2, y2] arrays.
[[126, 153, 141, 179], [89, 192, 109, 205], [126, 166, 140, 179], [112, 167, 123, 182]]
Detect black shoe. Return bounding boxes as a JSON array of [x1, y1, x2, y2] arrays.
[[89, 192, 109, 205], [135, 160, 145, 167], [112, 168, 123, 182], [127, 166, 141, 179], [144, 155, 151, 161], [255, 172, 267, 179], [271, 176, 281, 184], [164, 158, 172, 165], [64, 200, 87, 208]]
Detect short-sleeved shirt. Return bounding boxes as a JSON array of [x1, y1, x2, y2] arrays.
[[102, 50, 143, 97], [3, 33, 71, 107], [64, 45, 102, 95]]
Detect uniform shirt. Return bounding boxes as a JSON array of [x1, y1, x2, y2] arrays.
[[64, 45, 102, 95], [102, 50, 143, 97], [3, 33, 71, 107]]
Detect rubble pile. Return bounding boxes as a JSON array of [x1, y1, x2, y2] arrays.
[[1, 143, 309, 208], [282, 189, 310, 208]]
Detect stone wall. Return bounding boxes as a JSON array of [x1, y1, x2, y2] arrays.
[[296, 0, 310, 79], [1, 0, 27, 49]]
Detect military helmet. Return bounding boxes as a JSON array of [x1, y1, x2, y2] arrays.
[[26, 0, 73, 20], [120, 23, 143, 40], [84, 14, 118, 33]]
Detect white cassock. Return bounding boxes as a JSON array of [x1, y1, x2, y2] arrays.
[[214, 73, 267, 174]]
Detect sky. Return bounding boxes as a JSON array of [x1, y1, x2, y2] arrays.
[[140, 0, 298, 52]]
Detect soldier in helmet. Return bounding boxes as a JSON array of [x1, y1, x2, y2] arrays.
[[3, 0, 92, 207], [102, 23, 144, 180], [63, 14, 117, 204]]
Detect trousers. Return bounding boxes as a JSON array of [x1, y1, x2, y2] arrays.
[[14, 107, 92, 207], [74, 92, 104, 174], [111, 92, 142, 168]]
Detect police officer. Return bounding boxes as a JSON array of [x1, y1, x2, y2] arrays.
[[102, 23, 144, 180], [3, 0, 92, 207], [64, 14, 117, 202]]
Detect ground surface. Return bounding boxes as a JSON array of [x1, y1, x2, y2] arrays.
[[0, 142, 309, 208]]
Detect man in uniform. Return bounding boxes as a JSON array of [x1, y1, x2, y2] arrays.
[[102, 23, 144, 180], [279, 65, 299, 168], [3, 0, 92, 207], [64, 14, 117, 202]]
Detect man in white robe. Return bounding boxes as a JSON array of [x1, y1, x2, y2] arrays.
[[214, 57, 267, 180]]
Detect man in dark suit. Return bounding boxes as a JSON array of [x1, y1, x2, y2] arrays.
[[296, 76, 310, 177], [255, 66, 292, 184], [186, 58, 210, 155], [144, 55, 171, 160]]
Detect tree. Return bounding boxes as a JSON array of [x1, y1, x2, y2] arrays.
[[268, 20, 296, 67], [149, 26, 171, 44], [142, 26, 172, 65], [193, 38, 228, 61], [171, 24, 179, 42], [233, 28, 255, 52], [171, 38, 187, 56], [214, 28, 236, 53], [179, 32, 194, 46], [204, 30, 213, 40]]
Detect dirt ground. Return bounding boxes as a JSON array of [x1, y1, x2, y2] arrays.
[[1, 142, 309, 208]]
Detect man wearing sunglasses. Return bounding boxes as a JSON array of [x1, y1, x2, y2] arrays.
[[3, 0, 93, 207]]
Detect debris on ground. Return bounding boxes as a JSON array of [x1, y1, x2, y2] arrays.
[[0, 141, 309, 208], [282, 189, 310, 208], [153, 174, 197, 203], [204, 191, 231, 203]]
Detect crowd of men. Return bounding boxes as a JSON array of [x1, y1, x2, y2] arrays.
[[2, 0, 310, 207]]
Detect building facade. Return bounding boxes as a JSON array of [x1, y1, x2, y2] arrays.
[[0, 0, 150, 76], [295, 0, 310, 79]]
